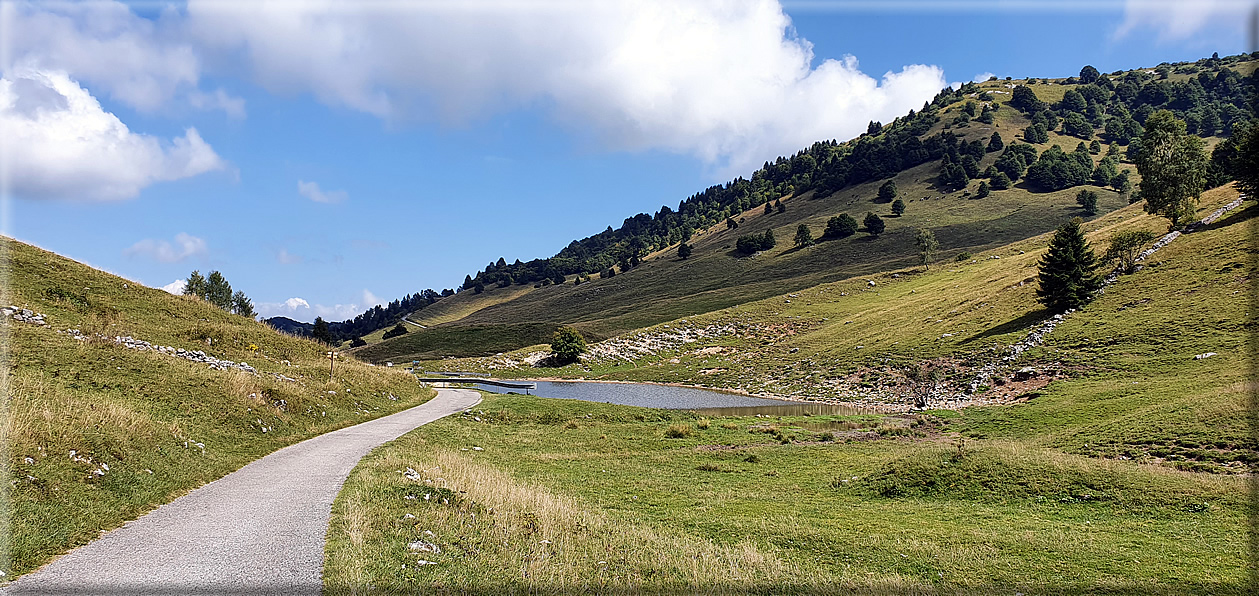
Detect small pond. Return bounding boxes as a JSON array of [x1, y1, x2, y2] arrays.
[[470, 380, 872, 416]]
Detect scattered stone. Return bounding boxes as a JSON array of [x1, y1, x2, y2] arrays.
[[408, 540, 441, 553], [1194, 352, 1217, 360]]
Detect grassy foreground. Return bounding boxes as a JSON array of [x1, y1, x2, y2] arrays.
[[326, 394, 1249, 594], [1, 237, 435, 578], [330, 185, 1255, 593]]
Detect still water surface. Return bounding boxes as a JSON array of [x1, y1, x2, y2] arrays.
[[472, 380, 870, 416]]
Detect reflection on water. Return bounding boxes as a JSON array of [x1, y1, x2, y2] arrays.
[[472, 380, 872, 415]]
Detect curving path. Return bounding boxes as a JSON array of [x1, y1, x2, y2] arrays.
[[4, 388, 482, 595]]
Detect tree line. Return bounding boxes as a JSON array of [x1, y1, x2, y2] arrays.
[[184, 270, 254, 317], [333, 53, 1255, 344], [454, 53, 1254, 296]]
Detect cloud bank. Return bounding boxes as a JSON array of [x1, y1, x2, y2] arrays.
[[0, 68, 226, 200], [183, 0, 946, 172], [255, 292, 379, 322], [124, 232, 208, 263]]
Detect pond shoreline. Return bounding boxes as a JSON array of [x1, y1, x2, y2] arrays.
[[516, 372, 911, 410], [472, 376, 907, 414]]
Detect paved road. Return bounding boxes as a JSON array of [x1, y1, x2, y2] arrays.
[[4, 388, 481, 595]]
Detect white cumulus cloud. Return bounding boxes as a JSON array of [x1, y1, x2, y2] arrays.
[[184, 0, 947, 172], [255, 295, 368, 322], [124, 232, 208, 263], [1, 0, 244, 116], [161, 278, 187, 294], [0, 68, 227, 200], [361, 289, 383, 308], [297, 180, 348, 204]]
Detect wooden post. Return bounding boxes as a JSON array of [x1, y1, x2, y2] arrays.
[[328, 351, 335, 381]]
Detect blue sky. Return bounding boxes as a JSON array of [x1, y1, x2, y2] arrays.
[[2, 0, 1251, 322]]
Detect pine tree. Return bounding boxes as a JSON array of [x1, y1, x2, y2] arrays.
[[1076, 189, 1099, 215], [1036, 218, 1102, 312], [878, 180, 898, 202], [311, 317, 334, 345], [793, 224, 814, 247], [987, 131, 1003, 153], [864, 212, 885, 237], [231, 291, 255, 318], [891, 198, 905, 216], [206, 271, 233, 310], [975, 181, 991, 198], [184, 270, 207, 299]]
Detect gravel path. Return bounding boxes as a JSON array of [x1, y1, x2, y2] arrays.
[[4, 388, 481, 595]]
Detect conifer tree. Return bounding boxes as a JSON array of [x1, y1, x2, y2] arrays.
[[231, 291, 255, 318], [864, 212, 885, 237], [206, 271, 233, 310], [1036, 218, 1102, 312], [975, 181, 991, 198], [987, 131, 1003, 152], [311, 317, 334, 345], [878, 180, 898, 202], [891, 198, 905, 216], [793, 224, 814, 248], [184, 270, 207, 299]]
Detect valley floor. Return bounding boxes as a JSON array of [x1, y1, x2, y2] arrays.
[[327, 186, 1255, 594]]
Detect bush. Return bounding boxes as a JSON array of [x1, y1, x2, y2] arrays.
[[1076, 189, 1099, 215], [1063, 112, 1093, 139], [878, 180, 898, 202], [1104, 229, 1156, 273], [550, 326, 587, 364], [864, 212, 885, 237], [990, 171, 1012, 190], [665, 424, 694, 438], [975, 181, 991, 198], [891, 198, 905, 216], [824, 214, 859, 238], [381, 323, 408, 340], [735, 229, 776, 254], [1026, 144, 1093, 191], [793, 224, 814, 247], [677, 242, 692, 259], [349, 337, 367, 348], [955, 251, 973, 262]]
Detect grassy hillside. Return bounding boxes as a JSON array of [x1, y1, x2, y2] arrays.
[[425, 184, 1252, 470], [1, 237, 435, 578], [323, 185, 1253, 593], [356, 55, 1255, 362]]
